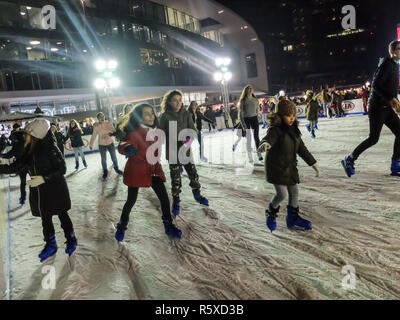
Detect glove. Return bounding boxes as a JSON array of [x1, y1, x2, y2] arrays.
[[311, 163, 320, 177], [27, 175, 45, 187], [257, 142, 271, 153], [124, 145, 138, 157]]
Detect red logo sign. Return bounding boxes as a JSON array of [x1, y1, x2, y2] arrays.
[[342, 101, 355, 112]]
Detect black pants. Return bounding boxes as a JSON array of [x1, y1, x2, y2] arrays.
[[19, 169, 27, 200], [119, 176, 172, 227], [41, 212, 74, 242], [353, 105, 400, 160], [244, 116, 261, 150]]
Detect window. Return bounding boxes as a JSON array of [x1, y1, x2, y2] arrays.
[[245, 53, 258, 78], [0, 2, 20, 28]]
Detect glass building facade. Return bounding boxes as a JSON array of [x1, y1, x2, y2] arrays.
[[0, 0, 224, 93]]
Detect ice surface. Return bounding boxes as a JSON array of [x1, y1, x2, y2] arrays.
[[1, 115, 400, 300]]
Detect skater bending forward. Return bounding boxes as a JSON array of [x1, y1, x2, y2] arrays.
[[0, 119, 77, 262], [342, 40, 400, 177], [115, 103, 182, 241], [257, 99, 320, 232]]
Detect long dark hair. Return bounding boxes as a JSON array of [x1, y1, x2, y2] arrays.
[[188, 101, 198, 115], [161, 89, 183, 112], [118, 103, 159, 137]]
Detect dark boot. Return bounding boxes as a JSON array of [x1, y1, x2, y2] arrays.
[[265, 203, 279, 232], [75, 160, 79, 171], [192, 189, 209, 206], [83, 159, 87, 168], [39, 235, 58, 262], [114, 167, 123, 175], [115, 223, 127, 242], [65, 231, 77, 256], [102, 169, 108, 180], [163, 220, 182, 238], [286, 206, 312, 230]]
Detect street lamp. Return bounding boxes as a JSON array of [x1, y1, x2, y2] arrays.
[[94, 58, 120, 122], [214, 57, 232, 127], [279, 90, 285, 97], [365, 81, 370, 87]]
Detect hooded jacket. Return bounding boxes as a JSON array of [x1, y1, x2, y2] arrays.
[[261, 113, 316, 185], [159, 107, 196, 162], [369, 57, 399, 107], [0, 130, 71, 217]]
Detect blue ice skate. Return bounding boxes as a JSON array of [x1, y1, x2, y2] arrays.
[[65, 231, 77, 256], [265, 204, 279, 232], [114, 167, 123, 175], [19, 197, 25, 206], [306, 124, 311, 132], [314, 124, 318, 130], [390, 159, 400, 176], [341, 154, 355, 177], [172, 197, 180, 216], [39, 235, 57, 262], [192, 189, 209, 206], [311, 131, 316, 139], [163, 220, 182, 238], [115, 223, 127, 242], [286, 206, 312, 230]]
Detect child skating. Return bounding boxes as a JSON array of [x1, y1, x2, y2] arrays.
[[0, 119, 77, 262], [159, 90, 209, 216], [115, 103, 182, 241], [258, 99, 320, 232]]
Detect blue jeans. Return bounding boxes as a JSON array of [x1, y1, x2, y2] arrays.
[[99, 143, 119, 171], [73, 147, 86, 162], [262, 114, 268, 126]]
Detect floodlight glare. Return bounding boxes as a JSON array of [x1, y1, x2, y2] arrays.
[[95, 59, 106, 71], [94, 78, 106, 89], [109, 77, 121, 88], [215, 58, 223, 66], [223, 58, 231, 66], [223, 72, 232, 81], [103, 71, 113, 78], [214, 72, 223, 81], [365, 81, 370, 86], [279, 90, 285, 96], [108, 60, 118, 70]]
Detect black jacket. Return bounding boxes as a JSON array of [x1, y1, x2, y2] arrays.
[[67, 127, 84, 148], [2, 130, 24, 159], [54, 131, 66, 153], [190, 110, 214, 131], [369, 57, 399, 107], [0, 130, 71, 217]]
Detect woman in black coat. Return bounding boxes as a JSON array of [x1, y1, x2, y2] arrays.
[[188, 101, 216, 161], [0, 119, 77, 262], [50, 123, 67, 157], [66, 119, 87, 170]]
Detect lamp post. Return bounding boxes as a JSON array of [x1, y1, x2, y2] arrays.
[[94, 58, 120, 122], [214, 57, 232, 127]]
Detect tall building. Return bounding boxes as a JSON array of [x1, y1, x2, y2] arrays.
[[262, 0, 399, 94], [0, 0, 268, 116]]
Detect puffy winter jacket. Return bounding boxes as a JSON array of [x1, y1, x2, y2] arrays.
[[369, 57, 399, 107], [67, 127, 84, 148], [118, 126, 166, 187], [0, 130, 71, 217]]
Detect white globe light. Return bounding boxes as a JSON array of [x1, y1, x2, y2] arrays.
[[223, 58, 231, 66], [279, 90, 285, 96], [108, 60, 118, 70], [365, 81, 370, 86], [223, 72, 232, 81], [95, 59, 106, 71], [109, 77, 120, 88], [214, 72, 223, 81], [215, 58, 223, 66], [94, 78, 106, 89]]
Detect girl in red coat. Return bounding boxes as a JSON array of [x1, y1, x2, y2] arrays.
[[115, 103, 182, 241]]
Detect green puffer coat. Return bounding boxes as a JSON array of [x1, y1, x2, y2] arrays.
[[261, 114, 316, 185], [306, 98, 320, 121]]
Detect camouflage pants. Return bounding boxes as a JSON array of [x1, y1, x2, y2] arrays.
[[169, 163, 201, 197]]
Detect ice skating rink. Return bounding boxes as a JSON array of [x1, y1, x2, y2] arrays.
[[1, 114, 400, 300]]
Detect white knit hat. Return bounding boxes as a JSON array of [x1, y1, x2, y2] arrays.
[[24, 118, 51, 140]]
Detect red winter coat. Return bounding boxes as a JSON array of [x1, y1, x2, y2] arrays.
[[118, 126, 166, 187]]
